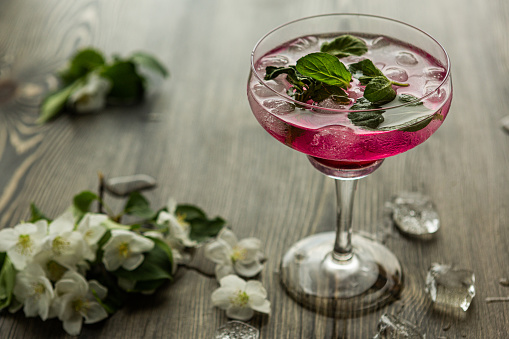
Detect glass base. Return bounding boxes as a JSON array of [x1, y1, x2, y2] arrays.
[[280, 232, 403, 317]]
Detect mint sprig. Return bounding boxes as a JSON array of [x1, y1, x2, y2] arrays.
[[349, 59, 408, 105]]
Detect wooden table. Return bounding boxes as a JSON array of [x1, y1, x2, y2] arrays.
[[0, 0, 508, 338]]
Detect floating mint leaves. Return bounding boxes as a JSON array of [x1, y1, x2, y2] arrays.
[[349, 59, 408, 105], [348, 111, 384, 129], [296, 52, 351, 88], [398, 93, 424, 106], [264, 63, 348, 104], [320, 35, 368, 58], [348, 59, 384, 85], [364, 76, 397, 105]]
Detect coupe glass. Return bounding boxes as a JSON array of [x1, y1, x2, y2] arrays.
[[247, 14, 452, 316]]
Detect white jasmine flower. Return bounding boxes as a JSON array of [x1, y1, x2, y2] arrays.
[[102, 230, 154, 271], [52, 271, 108, 336], [42, 211, 87, 268], [211, 275, 270, 321], [12, 263, 54, 320], [68, 73, 111, 113], [204, 228, 264, 280], [0, 220, 47, 270], [77, 213, 108, 261], [157, 198, 197, 250]]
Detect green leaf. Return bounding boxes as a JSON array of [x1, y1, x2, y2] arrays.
[[130, 52, 169, 78], [348, 111, 384, 129], [37, 80, 82, 124], [73, 191, 99, 219], [188, 216, 226, 243], [124, 192, 156, 220], [29, 203, 51, 223], [320, 35, 368, 58], [348, 59, 385, 85], [296, 52, 351, 88], [100, 61, 145, 102], [350, 97, 382, 111], [112, 237, 173, 283], [0, 254, 16, 310], [59, 48, 106, 85], [175, 204, 207, 220], [398, 94, 424, 106], [364, 76, 397, 105]]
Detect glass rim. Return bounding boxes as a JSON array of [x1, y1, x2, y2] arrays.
[[250, 13, 451, 113]]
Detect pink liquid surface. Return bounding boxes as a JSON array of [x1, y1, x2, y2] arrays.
[[248, 34, 452, 164]]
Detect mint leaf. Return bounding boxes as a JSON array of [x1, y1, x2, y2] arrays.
[[130, 52, 169, 78], [60, 48, 106, 85], [296, 52, 351, 88], [348, 59, 385, 85], [264, 64, 348, 104], [124, 192, 156, 220], [398, 94, 423, 106], [37, 80, 82, 124], [349, 98, 385, 129], [364, 76, 397, 105], [100, 61, 145, 102], [348, 111, 384, 129], [320, 35, 368, 58]]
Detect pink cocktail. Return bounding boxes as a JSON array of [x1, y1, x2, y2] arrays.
[[247, 14, 452, 316]]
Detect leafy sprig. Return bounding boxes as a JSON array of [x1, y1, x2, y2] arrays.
[[39, 48, 168, 124]]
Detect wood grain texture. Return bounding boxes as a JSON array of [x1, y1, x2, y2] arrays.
[[0, 0, 508, 338]]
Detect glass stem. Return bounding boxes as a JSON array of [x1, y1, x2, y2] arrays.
[[332, 178, 358, 261]]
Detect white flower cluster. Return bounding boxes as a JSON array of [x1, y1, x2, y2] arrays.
[[0, 211, 154, 336], [205, 228, 270, 321]]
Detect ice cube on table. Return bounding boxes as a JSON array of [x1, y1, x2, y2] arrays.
[[386, 192, 440, 239], [214, 321, 259, 339], [373, 314, 425, 338], [425, 263, 476, 312], [395, 51, 419, 66]]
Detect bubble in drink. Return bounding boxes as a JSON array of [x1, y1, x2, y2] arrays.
[[423, 66, 446, 81], [288, 36, 318, 51], [396, 51, 418, 66], [371, 36, 390, 49], [262, 99, 295, 115], [384, 66, 409, 82], [257, 55, 289, 70]]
